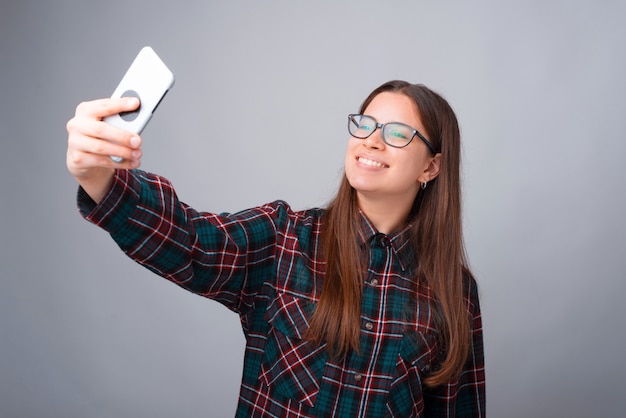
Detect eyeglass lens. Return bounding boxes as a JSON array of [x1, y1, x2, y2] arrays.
[[348, 115, 414, 148]]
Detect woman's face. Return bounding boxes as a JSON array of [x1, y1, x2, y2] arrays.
[[344, 92, 440, 206]]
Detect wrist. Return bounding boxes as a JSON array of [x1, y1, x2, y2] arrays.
[[76, 168, 116, 204]]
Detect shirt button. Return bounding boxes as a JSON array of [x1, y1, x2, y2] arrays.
[[354, 373, 362, 381], [370, 279, 379, 286], [364, 322, 374, 330]]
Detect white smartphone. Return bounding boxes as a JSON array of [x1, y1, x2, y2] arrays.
[[104, 46, 175, 162]]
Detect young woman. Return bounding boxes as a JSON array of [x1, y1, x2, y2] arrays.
[[67, 80, 485, 417]]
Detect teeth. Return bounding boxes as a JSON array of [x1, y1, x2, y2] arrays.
[[358, 157, 387, 168]]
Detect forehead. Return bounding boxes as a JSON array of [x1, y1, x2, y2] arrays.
[[363, 92, 423, 128]]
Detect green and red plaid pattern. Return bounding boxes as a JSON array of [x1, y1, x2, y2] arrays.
[[78, 169, 485, 417]]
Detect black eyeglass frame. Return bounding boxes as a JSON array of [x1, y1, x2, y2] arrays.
[[348, 114, 439, 154]]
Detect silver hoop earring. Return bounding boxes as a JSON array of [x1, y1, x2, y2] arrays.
[[421, 181, 428, 190]]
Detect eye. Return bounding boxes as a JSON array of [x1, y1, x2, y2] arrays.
[[388, 129, 408, 139], [356, 116, 376, 131], [348, 115, 379, 138], [385, 123, 413, 141]]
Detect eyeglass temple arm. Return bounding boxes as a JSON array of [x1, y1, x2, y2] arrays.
[[416, 131, 439, 154]]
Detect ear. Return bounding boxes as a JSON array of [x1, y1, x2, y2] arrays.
[[418, 153, 441, 183]]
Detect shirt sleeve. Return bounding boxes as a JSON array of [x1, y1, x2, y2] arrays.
[[77, 169, 287, 315], [423, 274, 486, 417], [456, 275, 486, 416]]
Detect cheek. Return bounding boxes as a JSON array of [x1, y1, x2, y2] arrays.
[[344, 150, 354, 180], [344, 138, 359, 165], [344, 139, 362, 184], [399, 153, 428, 181]]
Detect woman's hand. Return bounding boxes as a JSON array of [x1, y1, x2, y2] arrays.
[[66, 97, 142, 203]]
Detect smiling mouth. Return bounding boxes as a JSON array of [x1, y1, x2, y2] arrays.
[[357, 156, 388, 168]]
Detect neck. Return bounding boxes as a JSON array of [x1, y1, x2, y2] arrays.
[[356, 191, 416, 234]]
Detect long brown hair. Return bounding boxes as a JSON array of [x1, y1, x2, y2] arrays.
[[307, 80, 472, 387]]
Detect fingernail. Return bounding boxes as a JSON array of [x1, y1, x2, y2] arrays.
[[131, 150, 141, 159], [130, 136, 140, 147], [130, 160, 139, 167], [128, 97, 139, 107]]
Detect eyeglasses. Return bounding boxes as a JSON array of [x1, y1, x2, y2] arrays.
[[348, 114, 439, 154]]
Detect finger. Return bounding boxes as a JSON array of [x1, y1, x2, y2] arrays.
[[74, 97, 140, 119], [67, 114, 142, 150], [67, 146, 141, 173], [96, 153, 142, 169], [69, 132, 142, 161]]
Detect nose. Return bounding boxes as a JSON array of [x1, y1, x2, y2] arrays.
[[362, 128, 385, 149]]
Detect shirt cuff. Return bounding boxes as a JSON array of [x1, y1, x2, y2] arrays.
[[76, 169, 142, 234]]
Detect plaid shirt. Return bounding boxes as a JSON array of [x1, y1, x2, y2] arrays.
[[78, 169, 485, 417]]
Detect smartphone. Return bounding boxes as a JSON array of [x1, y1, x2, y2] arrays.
[[104, 46, 175, 162]]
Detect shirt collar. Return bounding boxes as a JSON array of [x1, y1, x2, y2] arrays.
[[355, 210, 416, 272]]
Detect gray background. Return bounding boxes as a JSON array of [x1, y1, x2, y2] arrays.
[[1, 1, 625, 417]]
